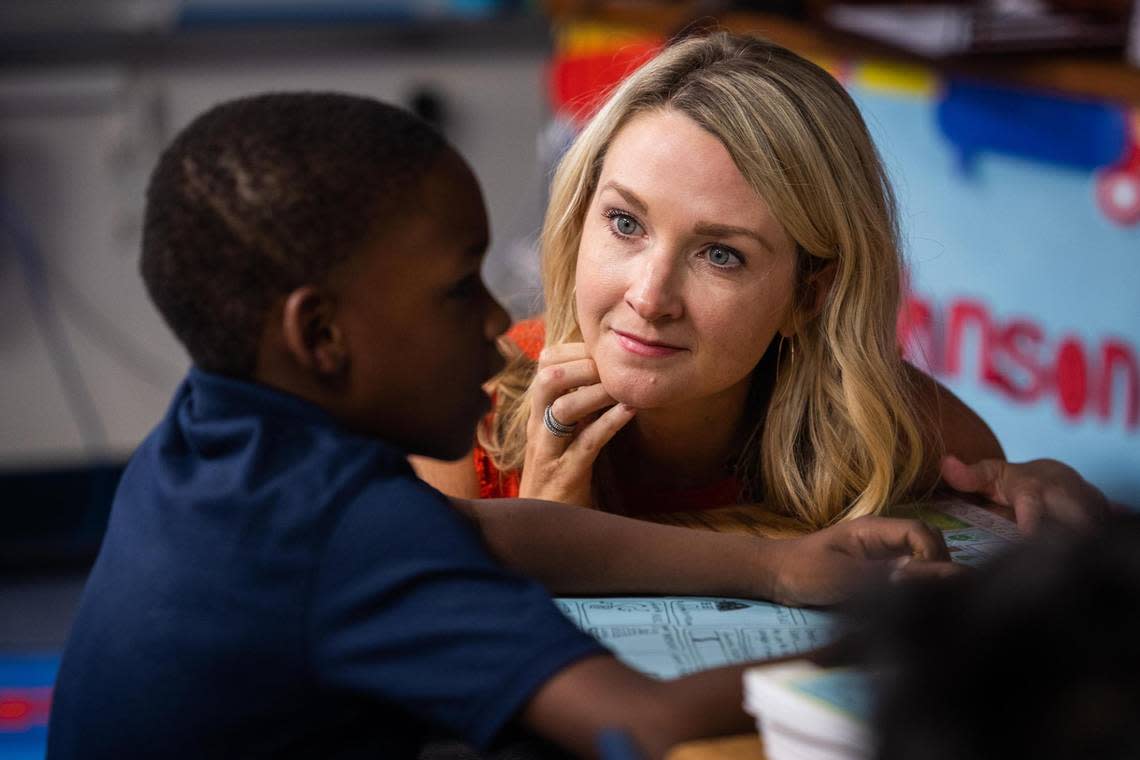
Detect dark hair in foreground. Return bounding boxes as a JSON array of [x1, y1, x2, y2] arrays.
[[850, 514, 1140, 760], [141, 92, 447, 377]]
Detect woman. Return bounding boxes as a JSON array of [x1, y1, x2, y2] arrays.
[[415, 32, 1105, 532]]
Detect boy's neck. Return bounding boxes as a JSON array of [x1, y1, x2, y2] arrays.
[[253, 327, 342, 421]]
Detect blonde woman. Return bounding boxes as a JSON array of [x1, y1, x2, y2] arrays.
[[415, 32, 1106, 532]]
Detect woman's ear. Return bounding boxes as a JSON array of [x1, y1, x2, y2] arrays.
[[280, 285, 348, 378]]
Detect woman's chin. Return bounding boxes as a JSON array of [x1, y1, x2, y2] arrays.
[[598, 368, 680, 409]]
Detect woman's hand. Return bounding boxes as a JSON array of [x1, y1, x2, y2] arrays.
[[767, 516, 960, 607], [939, 455, 1109, 533], [519, 343, 637, 507]]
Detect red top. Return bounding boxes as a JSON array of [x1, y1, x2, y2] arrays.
[[474, 319, 742, 516]]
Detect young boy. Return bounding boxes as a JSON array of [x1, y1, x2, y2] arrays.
[[47, 93, 953, 759]]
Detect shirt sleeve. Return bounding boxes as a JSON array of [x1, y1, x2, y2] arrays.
[[308, 472, 606, 748]]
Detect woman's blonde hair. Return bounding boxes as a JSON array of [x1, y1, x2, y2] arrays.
[[481, 31, 936, 528]]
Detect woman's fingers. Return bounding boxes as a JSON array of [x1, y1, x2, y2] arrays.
[[521, 341, 637, 506], [534, 386, 632, 462], [548, 384, 617, 427], [529, 352, 607, 453], [531, 359, 600, 402], [564, 402, 637, 462], [537, 343, 591, 368]]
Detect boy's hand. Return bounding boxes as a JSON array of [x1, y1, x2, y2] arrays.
[[939, 455, 1109, 534], [767, 516, 960, 607], [520, 342, 636, 507]]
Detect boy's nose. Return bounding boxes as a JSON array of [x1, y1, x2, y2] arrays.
[[625, 250, 683, 322], [484, 291, 511, 341]]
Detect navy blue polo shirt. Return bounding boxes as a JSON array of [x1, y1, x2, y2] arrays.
[[48, 369, 604, 759]]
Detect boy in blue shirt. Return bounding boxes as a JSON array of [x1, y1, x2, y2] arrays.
[[47, 93, 952, 759]]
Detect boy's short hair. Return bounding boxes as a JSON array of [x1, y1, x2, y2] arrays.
[[141, 92, 447, 377]]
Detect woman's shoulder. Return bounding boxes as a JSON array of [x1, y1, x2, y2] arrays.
[[503, 317, 546, 361]]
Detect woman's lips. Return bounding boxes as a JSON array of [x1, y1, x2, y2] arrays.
[[613, 330, 684, 358]]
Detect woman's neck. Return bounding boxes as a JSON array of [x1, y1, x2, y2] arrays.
[[615, 377, 755, 489]]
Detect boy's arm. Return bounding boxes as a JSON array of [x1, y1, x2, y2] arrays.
[[523, 636, 855, 758], [453, 497, 956, 607], [522, 653, 752, 759]]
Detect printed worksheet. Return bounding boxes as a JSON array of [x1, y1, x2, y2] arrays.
[[902, 498, 1021, 567], [557, 500, 1018, 679], [555, 597, 835, 679]]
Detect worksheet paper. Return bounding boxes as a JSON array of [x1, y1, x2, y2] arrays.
[[900, 499, 1022, 567], [555, 597, 834, 679], [557, 501, 1016, 679]]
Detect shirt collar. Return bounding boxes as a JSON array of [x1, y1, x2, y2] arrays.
[[184, 366, 339, 428]]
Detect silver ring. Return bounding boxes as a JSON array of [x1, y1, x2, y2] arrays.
[[543, 402, 577, 438]]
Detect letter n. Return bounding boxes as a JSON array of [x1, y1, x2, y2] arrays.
[[1098, 340, 1139, 430]]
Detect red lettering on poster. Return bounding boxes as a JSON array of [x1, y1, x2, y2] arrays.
[[899, 292, 1138, 431], [1099, 341, 1140, 428], [1055, 338, 1088, 419], [998, 320, 1046, 402]]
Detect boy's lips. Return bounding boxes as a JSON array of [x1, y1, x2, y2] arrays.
[[612, 329, 684, 358]]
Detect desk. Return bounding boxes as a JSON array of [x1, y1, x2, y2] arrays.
[[668, 734, 766, 760]]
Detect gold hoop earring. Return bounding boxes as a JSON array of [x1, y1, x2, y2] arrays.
[[777, 335, 793, 377], [779, 335, 796, 359]]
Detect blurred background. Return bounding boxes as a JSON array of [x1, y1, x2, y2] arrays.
[[1, 0, 1138, 756]]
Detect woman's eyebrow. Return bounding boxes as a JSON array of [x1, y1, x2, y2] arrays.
[[599, 181, 648, 215], [692, 221, 773, 252]]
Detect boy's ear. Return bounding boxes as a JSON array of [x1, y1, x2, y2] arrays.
[[780, 261, 837, 338], [280, 285, 348, 377]]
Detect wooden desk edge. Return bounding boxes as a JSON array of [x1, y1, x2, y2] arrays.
[[666, 733, 765, 760]]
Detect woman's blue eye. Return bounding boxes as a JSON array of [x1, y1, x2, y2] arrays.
[[615, 215, 638, 235], [604, 209, 641, 237], [706, 245, 742, 268]]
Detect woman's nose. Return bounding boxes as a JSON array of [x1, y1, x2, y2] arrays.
[[625, 251, 683, 322]]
